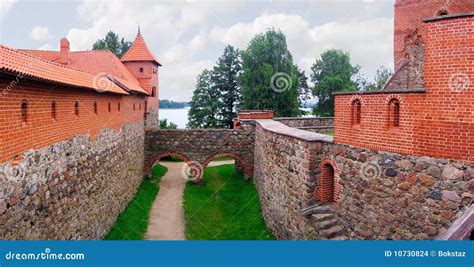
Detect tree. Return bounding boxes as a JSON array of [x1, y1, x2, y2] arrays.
[[159, 119, 178, 129], [92, 31, 131, 58], [311, 49, 360, 116], [211, 45, 242, 128], [187, 70, 221, 128], [240, 29, 304, 117], [365, 66, 393, 91]]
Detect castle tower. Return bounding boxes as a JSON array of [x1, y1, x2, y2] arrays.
[[121, 30, 162, 127]]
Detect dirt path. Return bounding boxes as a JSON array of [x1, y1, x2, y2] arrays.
[[145, 160, 234, 240]]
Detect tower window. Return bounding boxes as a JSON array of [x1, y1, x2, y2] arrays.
[[139, 67, 144, 73], [118, 102, 121, 112], [388, 99, 400, 128], [351, 99, 361, 125], [108, 102, 111, 113], [21, 100, 28, 123], [133, 103, 136, 111], [74, 101, 79, 117], [51, 100, 57, 119], [139, 103, 142, 110], [151, 86, 156, 97]]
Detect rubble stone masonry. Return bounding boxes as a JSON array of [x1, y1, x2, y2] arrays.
[[254, 120, 472, 240], [0, 122, 144, 239]]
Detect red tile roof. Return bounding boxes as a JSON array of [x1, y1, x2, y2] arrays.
[[0, 45, 130, 95], [18, 49, 149, 95], [121, 33, 161, 65]]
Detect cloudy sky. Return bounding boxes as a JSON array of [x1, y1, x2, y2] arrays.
[[0, 0, 395, 101]]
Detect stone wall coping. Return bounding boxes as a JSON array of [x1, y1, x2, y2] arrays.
[[256, 119, 334, 143], [274, 117, 334, 120], [148, 128, 233, 132], [423, 12, 474, 23], [332, 88, 425, 95]]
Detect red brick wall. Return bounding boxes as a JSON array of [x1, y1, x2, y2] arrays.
[[123, 61, 159, 116], [393, 0, 474, 70], [0, 76, 146, 163], [335, 15, 474, 164]]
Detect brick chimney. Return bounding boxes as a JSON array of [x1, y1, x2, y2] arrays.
[[58, 37, 70, 65]]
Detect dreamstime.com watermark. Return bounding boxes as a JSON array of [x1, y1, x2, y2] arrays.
[[4, 248, 85, 262], [360, 161, 382, 179], [181, 161, 204, 181], [92, 72, 114, 93], [448, 72, 470, 93], [270, 72, 292, 93]]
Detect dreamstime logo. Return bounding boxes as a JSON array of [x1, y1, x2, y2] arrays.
[[448, 72, 470, 92], [360, 162, 381, 179], [92, 72, 114, 93], [181, 161, 204, 181], [270, 72, 292, 93]]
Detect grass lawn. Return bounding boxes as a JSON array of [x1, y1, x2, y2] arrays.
[[325, 131, 334, 136], [104, 164, 168, 240], [183, 164, 274, 240]]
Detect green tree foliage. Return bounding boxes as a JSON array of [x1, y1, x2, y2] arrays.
[[92, 31, 131, 58], [211, 45, 243, 128], [364, 66, 393, 91], [311, 49, 360, 116], [240, 29, 304, 117], [159, 119, 178, 129], [187, 70, 221, 128]]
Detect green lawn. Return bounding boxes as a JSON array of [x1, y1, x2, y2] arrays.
[[183, 164, 274, 240], [104, 164, 168, 240]]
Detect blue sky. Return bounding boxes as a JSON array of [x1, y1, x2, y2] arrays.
[[0, 0, 395, 101]]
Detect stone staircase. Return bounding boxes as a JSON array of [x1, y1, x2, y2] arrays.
[[302, 204, 348, 240]]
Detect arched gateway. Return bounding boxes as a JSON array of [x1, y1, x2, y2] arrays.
[[144, 127, 255, 182]]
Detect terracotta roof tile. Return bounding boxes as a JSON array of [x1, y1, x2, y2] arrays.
[[121, 33, 161, 65], [18, 49, 149, 95], [0, 45, 129, 95]]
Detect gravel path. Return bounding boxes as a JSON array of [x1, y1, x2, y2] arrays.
[[145, 160, 234, 240]]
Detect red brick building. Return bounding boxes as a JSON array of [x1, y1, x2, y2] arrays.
[[0, 31, 161, 164], [334, 1, 474, 165]]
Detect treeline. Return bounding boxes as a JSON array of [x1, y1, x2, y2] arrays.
[[188, 29, 392, 128], [159, 99, 189, 109]]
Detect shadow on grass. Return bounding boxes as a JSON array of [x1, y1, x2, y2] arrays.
[[104, 164, 168, 240]]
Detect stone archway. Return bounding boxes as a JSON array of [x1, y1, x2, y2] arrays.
[[144, 151, 191, 175], [203, 152, 253, 179]]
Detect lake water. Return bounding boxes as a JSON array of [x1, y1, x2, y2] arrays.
[[160, 107, 190, 129]]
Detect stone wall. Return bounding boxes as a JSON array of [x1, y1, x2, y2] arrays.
[[144, 123, 255, 178], [253, 119, 473, 240], [0, 122, 145, 240], [274, 117, 334, 133]]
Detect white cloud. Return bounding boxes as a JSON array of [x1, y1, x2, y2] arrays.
[[30, 26, 52, 41], [211, 13, 393, 79], [0, 0, 16, 18], [63, 1, 393, 101]]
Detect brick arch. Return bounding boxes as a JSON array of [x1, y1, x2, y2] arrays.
[[315, 158, 342, 204], [144, 151, 192, 175], [203, 152, 253, 178]]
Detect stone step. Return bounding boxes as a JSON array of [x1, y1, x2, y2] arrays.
[[319, 218, 338, 230], [301, 204, 332, 216], [324, 225, 344, 238], [311, 213, 334, 222], [330, 235, 349, 240]]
